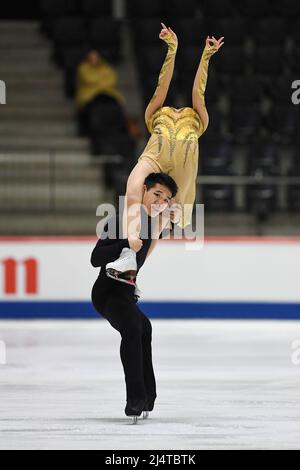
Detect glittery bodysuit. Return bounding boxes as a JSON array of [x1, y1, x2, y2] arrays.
[[139, 106, 205, 228], [138, 29, 217, 227]]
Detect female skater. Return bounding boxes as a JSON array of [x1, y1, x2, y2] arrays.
[[107, 23, 224, 282]]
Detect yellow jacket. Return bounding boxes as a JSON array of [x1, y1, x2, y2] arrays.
[[75, 59, 125, 108]]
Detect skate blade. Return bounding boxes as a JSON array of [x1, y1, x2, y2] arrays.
[[142, 411, 149, 419], [106, 269, 136, 286], [132, 416, 138, 424]]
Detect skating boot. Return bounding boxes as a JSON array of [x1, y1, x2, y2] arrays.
[[142, 394, 156, 419], [125, 398, 146, 424], [106, 248, 137, 286]]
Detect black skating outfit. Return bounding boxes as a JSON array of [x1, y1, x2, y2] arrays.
[[91, 209, 162, 414]]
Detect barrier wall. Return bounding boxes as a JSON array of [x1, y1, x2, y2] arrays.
[[0, 236, 300, 319]]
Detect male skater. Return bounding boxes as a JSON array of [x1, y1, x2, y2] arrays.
[[91, 173, 178, 421]]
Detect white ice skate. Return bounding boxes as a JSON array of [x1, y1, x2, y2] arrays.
[[106, 248, 137, 286]]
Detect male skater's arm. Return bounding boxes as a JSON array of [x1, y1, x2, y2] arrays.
[[91, 237, 130, 268]]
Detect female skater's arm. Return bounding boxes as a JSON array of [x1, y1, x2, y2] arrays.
[[146, 209, 173, 259], [192, 36, 224, 133], [144, 23, 178, 125]]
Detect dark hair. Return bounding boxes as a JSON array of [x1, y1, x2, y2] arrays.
[[144, 172, 178, 198]]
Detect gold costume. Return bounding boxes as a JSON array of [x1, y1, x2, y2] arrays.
[[138, 30, 217, 227], [139, 106, 204, 228]]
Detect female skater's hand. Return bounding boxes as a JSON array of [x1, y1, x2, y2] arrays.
[[160, 202, 182, 225], [159, 22, 178, 49], [128, 235, 143, 253], [205, 36, 224, 55], [169, 203, 182, 224]]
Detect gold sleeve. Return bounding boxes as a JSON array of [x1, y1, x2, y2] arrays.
[[149, 31, 178, 104], [193, 43, 218, 106]]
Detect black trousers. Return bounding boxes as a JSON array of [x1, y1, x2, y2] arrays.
[[92, 283, 156, 404]]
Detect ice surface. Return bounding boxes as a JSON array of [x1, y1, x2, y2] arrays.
[[0, 319, 300, 450]]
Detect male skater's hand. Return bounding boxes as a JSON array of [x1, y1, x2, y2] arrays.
[[128, 235, 143, 253]]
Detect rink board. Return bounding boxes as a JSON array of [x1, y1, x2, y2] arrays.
[[0, 236, 300, 319]]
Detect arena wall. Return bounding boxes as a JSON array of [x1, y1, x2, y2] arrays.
[[0, 236, 299, 319]]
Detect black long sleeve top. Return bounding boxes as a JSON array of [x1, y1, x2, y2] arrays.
[[91, 209, 162, 309], [91, 234, 130, 269]]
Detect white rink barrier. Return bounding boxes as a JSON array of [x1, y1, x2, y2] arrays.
[[0, 236, 300, 319]]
